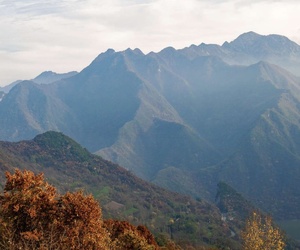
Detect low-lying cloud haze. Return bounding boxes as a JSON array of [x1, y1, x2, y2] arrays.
[[0, 0, 300, 86]]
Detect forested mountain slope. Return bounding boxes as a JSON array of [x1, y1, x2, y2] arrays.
[[0, 131, 241, 249]]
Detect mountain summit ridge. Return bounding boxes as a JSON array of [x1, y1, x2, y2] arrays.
[[224, 31, 300, 57]]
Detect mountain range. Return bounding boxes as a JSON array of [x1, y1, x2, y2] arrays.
[[0, 31, 300, 223]]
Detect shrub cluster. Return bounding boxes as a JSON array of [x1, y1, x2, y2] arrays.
[[0, 170, 160, 250]]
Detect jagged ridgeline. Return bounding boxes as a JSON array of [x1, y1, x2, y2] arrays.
[[0, 131, 241, 249], [0, 32, 300, 227]]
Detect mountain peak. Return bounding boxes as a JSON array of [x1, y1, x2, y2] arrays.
[[124, 48, 144, 55], [93, 49, 117, 63], [223, 31, 262, 50], [158, 46, 177, 58], [105, 48, 116, 54], [223, 31, 300, 57], [32, 71, 78, 85], [33, 131, 91, 161], [235, 31, 261, 40], [36, 71, 56, 77], [33, 131, 78, 150], [34, 131, 70, 142]]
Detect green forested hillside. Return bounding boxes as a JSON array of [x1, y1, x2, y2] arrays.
[[0, 131, 241, 249]]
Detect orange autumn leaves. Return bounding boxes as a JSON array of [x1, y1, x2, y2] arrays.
[[0, 170, 159, 250]]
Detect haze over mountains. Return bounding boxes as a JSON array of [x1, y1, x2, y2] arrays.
[[0, 71, 78, 94], [1, 31, 300, 222]]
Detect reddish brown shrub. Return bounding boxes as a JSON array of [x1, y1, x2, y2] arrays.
[[0, 170, 109, 249], [104, 219, 159, 250]]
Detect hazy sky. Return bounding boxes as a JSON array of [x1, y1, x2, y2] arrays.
[[0, 0, 300, 86]]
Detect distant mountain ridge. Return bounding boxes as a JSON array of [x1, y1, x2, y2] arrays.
[[0, 71, 77, 94], [0, 32, 300, 223], [224, 31, 300, 56], [181, 31, 300, 75], [32, 70, 78, 84], [0, 80, 22, 94]]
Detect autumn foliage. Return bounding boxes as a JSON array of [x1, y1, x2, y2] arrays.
[[241, 211, 285, 250], [0, 169, 161, 250], [104, 219, 159, 250]]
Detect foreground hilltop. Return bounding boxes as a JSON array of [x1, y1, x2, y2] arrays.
[[0, 131, 243, 249]]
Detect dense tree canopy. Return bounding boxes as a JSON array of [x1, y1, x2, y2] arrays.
[[0, 169, 161, 250], [241, 211, 285, 250]]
